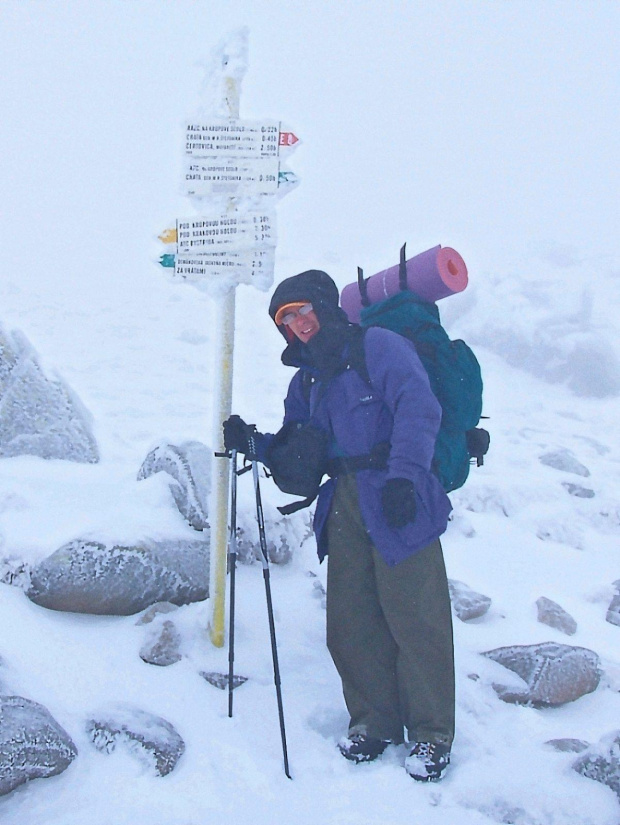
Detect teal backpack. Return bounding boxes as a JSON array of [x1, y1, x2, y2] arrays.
[[353, 246, 489, 492]]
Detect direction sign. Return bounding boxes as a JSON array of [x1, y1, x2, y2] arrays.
[[172, 247, 275, 285], [185, 119, 281, 159], [176, 211, 276, 253], [184, 158, 280, 197]]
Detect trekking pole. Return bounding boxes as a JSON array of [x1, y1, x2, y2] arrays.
[[248, 439, 292, 780], [227, 448, 238, 718]]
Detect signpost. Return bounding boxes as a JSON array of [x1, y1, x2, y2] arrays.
[[156, 29, 299, 649]]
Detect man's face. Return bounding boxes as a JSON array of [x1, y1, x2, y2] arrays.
[[278, 303, 321, 343]]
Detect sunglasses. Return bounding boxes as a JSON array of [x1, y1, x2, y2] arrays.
[[279, 303, 314, 326]]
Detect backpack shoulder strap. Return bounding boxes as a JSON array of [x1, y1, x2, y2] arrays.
[[346, 327, 371, 387]]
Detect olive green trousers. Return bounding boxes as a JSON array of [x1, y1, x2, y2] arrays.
[[326, 475, 455, 745]]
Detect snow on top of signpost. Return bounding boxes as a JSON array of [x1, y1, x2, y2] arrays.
[[199, 26, 249, 119]]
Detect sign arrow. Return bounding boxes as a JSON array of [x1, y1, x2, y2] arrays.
[[159, 254, 176, 268], [279, 132, 299, 147], [159, 228, 178, 244]]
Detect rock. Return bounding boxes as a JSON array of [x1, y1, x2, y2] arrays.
[[607, 582, 620, 627], [27, 538, 209, 615], [539, 449, 590, 477], [236, 527, 293, 566], [536, 596, 577, 636], [138, 441, 211, 531], [448, 579, 492, 621], [0, 695, 77, 796], [562, 482, 595, 498], [135, 601, 179, 625], [546, 738, 590, 753], [0, 324, 99, 463], [86, 705, 184, 777], [0, 555, 31, 589], [573, 731, 620, 800], [201, 671, 248, 691], [140, 620, 182, 667], [483, 642, 601, 707]]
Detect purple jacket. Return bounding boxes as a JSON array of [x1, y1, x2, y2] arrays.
[[280, 327, 452, 566]]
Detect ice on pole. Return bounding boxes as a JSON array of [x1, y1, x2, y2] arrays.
[[154, 27, 300, 647]]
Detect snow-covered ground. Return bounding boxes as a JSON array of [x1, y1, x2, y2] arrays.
[[1, 2, 619, 823]]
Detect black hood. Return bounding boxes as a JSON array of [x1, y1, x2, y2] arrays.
[[269, 270, 351, 341], [269, 269, 359, 372]]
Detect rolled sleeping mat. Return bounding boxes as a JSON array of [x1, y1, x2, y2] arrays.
[[340, 245, 468, 324]]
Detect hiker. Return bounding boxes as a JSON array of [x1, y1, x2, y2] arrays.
[[223, 269, 455, 781]]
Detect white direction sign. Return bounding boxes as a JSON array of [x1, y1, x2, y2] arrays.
[[184, 158, 280, 197], [173, 247, 275, 285], [185, 119, 280, 158], [177, 211, 276, 253]]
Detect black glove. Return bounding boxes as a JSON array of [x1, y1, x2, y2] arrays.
[[223, 415, 257, 455], [381, 478, 417, 529]]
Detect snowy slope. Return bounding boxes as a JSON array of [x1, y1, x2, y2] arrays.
[[1, 2, 620, 823]]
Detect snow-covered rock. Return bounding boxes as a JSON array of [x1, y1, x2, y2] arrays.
[[536, 596, 578, 636], [448, 579, 492, 621], [0, 695, 77, 797], [135, 602, 179, 626], [539, 449, 590, 477], [27, 538, 209, 615], [562, 482, 595, 498], [483, 642, 601, 707], [546, 738, 590, 753], [0, 324, 99, 463], [606, 580, 620, 628], [139, 620, 183, 666], [573, 731, 620, 801], [138, 441, 211, 531], [86, 705, 185, 776]]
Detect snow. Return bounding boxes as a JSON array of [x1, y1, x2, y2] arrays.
[[1, 1, 619, 823]]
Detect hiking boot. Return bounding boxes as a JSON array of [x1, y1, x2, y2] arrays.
[[405, 741, 451, 781], [337, 733, 391, 763]]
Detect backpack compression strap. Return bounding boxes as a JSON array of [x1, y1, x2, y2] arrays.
[[399, 243, 408, 291], [357, 266, 371, 307]]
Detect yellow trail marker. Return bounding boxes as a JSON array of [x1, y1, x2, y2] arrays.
[[159, 228, 178, 244]]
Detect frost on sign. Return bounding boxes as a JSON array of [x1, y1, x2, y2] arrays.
[[176, 211, 276, 253], [173, 248, 275, 290], [185, 120, 280, 158], [184, 158, 280, 197]]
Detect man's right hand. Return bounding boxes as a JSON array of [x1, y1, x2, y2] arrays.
[[223, 415, 256, 455]]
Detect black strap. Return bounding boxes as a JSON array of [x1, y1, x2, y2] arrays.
[[399, 243, 408, 291], [277, 494, 318, 516], [358, 266, 370, 307], [326, 441, 390, 477]]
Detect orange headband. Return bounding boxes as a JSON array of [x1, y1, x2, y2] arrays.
[[274, 301, 309, 326]]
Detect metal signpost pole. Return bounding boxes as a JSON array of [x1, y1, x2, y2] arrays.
[[208, 74, 240, 649]]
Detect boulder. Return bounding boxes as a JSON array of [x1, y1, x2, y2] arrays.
[[135, 601, 179, 626], [562, 482, 595, 498], [0, 695, 77, 796], [139, 620, 183, 667], [0, 324, 98, 463], [573, 731, 620, 801], [483, 642, 601, 707], [27, 538, 209, 615], [536, 596, 577, 636], [539, 449, 590, 477], [448, 579, 492, 621], [606, 580, 620, 628], [86, 704, 184, 776], [138, 441, 211, 531], [546, 738, 590, 753]]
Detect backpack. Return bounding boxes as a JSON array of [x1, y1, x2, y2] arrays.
[[352, 247, 489, 492]]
